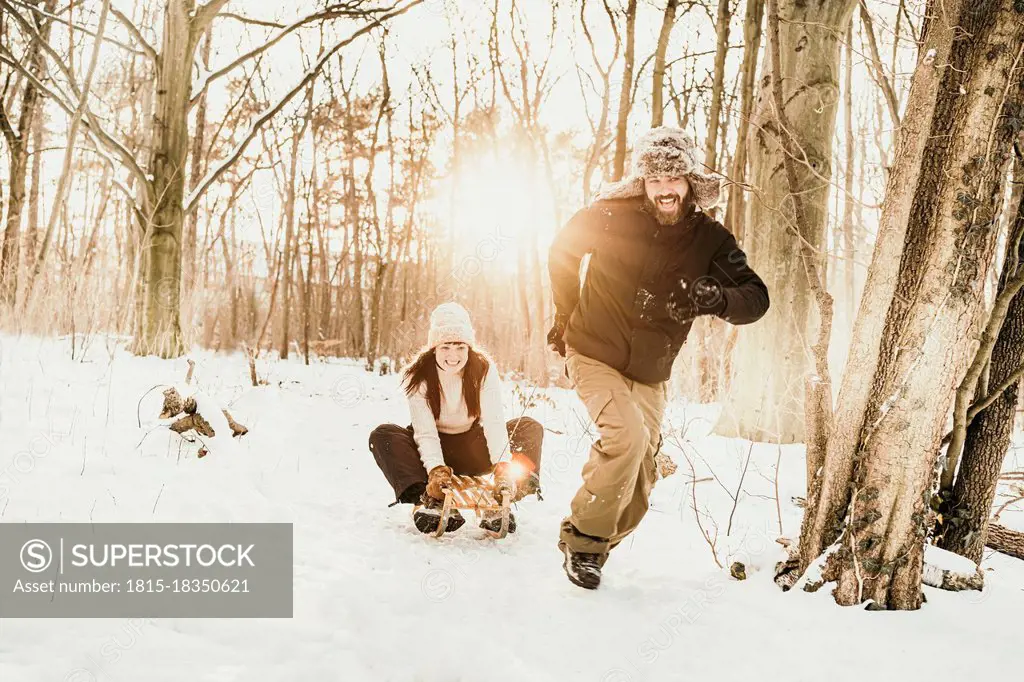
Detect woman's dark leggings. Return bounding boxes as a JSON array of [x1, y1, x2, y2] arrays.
[[369, 417, 544, 504]]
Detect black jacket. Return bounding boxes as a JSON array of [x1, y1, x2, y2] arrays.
[[549, 198, 769, 384]]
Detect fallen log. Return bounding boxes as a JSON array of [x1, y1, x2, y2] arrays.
[[160, 387, 248, 438], [986, 522, 1024, 561]]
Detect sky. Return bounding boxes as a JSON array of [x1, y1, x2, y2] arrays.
[[1, 0, 920, 268]]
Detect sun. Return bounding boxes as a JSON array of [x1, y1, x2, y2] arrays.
[[430, 151, 557, 270]]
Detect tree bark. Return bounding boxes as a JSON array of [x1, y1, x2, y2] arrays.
[[724, 0, 764, 245], [183, 27, 212, 291], [939, 161, 1024, 564], [842, 22, 857, 326], [23, 99, 44, 278], [813, 1, 1024, 610], [986, 522, 1024, 560], [799, 0, 968, 571], [611, 0, 637, 181], [704, 0, 731, 169], [651, 0, 679, 128], [279, 89, 313, 360], [715, 0, 858, 444], [132, 0, 204, 357]]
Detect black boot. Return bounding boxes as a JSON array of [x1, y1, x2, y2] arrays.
[[413, 495, 465, 534], [479, 510, 516, 534], [561, 544, 602, 589]]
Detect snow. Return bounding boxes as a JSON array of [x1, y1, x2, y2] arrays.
[[0, 334, 1022, 681], [924, 544, 981, 576]]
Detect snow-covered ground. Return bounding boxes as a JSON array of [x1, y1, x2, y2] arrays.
[[0, 333, 1020, 682]]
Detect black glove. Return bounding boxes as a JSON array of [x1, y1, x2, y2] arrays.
[[546, 312, 570, 356], [667, 276, 727, 324]]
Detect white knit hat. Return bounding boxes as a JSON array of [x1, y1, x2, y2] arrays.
[[427, 302, 476, 348], [595, 126, 723, 209]]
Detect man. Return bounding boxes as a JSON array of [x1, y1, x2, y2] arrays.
[[548, 127, 769, 589]]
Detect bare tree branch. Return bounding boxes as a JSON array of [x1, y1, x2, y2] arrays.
[[9, 0, 153, 58], [859, 0, 900, 126], [24, 0, 111, 304], [185, 0, 424, 214], [108, 4, 158, 61], [190, 2, 396, 107], [215, 12, 286, 29], [0, 47, 149, 199], [0, 0, 150, 191], [192, 0, 233, 34]]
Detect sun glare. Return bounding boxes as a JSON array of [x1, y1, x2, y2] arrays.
[[431, 152, 557, 271]]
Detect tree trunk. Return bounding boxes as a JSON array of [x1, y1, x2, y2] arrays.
[[939, 161, 1024, 564], [24, 103, 44, 278], [715, 0, 858, 444], [724, 0, 764, 245], [799, 0, 968, 573], [704, 0, 731, 169], [183, 27, 212, 292], [651, 0, 679, 127], [132, 0, 200, 357], [811, 1, 1024, 610], [842, 22, 857, 327], [279, 94, 311, 360], [611, 0, 637, 181], [0, 0, 56, 305]]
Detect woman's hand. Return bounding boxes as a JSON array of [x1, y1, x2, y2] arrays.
[[493, 455, 537, 502], [425, 465, 453, 501]]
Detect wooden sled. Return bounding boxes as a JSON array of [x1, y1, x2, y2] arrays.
[[434, 474, 513, 539]]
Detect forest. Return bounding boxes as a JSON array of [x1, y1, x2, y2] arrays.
[[2, 0, 1024, 622]]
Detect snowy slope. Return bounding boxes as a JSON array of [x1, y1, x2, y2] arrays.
[[0, 334, 1020, 682]]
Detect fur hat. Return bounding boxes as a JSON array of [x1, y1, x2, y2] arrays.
[[595, 127, 723, 209], [427, 302, 476, 348]]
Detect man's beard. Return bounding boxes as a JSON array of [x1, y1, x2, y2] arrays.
[[642, 193, 687, 226]]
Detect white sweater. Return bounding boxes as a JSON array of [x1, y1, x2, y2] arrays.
[[405, 364, 511, 473]]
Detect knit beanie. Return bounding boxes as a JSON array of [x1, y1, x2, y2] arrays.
[[427, 302, 476, 348]]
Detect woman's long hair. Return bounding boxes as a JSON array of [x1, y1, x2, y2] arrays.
[[402, 345, 491, 420]]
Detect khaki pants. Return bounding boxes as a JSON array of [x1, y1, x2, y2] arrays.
[[560, 349, 667, 556]]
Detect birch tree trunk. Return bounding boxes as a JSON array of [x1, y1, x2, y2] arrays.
[[806, 1, 1024, 610], [715, 0, 858, 443]]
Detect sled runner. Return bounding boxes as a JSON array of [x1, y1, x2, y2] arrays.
[[434, 474, 513, 539]]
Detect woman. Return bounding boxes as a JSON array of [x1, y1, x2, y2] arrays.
[[369, 302, 543, 535]]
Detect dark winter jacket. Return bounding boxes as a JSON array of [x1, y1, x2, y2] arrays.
[[549, 198, 769, 384]]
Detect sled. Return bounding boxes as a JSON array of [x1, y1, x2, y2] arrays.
[[434, 474, 513, 539]]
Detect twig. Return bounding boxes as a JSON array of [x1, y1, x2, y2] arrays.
[[727, 439, 754, 536], [152, 483, 164, 514], [686, 454, 723, 569], [993, 494, 1024, 521], [137, 384, 170, 428], [774, 444, 784, 536]]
